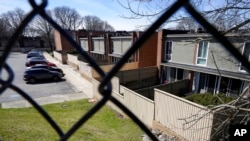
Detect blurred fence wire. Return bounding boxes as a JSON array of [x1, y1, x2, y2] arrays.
[[0, 0, 250, 140]]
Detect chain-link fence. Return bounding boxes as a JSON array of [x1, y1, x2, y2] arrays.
[[0, 0, 250, 140]]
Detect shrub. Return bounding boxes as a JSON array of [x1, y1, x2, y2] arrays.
[[185, 93, 235, 106], [47, 51, 54, 57], [67, 49, 78, 55]]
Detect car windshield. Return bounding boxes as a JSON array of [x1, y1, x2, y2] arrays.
[[29, 56, 44, 59], [27, 52, 43, 57]]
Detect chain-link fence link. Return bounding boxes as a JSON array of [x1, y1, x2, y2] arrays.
[[0, 0, 250, 140]]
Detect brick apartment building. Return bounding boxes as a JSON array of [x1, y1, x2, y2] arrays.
[[157, 29, 250, 97], [54, 29, 158, 68], [54, 28, 250, 97]]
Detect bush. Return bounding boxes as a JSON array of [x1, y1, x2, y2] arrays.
[[47, 51, 54, 57], [185, 93, 235, 106], [67, 49, 78, 55]]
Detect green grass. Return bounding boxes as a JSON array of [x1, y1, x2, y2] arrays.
[[0, 100, 143, 141]]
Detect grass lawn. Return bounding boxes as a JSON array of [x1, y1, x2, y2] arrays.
[[0, 100, 144, 141]]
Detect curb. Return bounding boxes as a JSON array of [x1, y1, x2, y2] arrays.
[[1, 92, 88, 108]]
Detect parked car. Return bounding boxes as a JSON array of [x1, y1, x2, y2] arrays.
[[23, 68, 63, 83], [27, 56, 45, 61], [21, 48, 30, 54], [26, 56, 46, 66], [28, 49, 40, 53], [26, 59, 56, 67], [27, 51, 43, 58], [26, 64, 65, 76]]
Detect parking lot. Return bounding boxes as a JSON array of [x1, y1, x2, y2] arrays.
[[0, 52, 77, 103]]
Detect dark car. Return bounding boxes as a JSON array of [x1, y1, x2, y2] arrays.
[[26, 64, 65, 76], [21, 48, 30, 54], [27, 51, 43, 58], [26, 59, 56, 67], [27, 56, 45, 61], [28, 49, 40, 53], [23, 68, 63, 83]]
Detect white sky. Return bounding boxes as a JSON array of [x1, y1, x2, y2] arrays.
[[0, 0, 155, 31]]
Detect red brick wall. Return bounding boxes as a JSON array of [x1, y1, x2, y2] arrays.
[[54, 30, 63, 51], [54, 30, 75, 51], [156, 30, 164, 69], [138, 32, 158, 68]]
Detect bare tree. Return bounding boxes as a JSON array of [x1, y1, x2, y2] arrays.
[[32, 10, 54, 51], [102, 21, 115, 31], [83, 15, 101, 30], [176, 17, 199, 30], [1, 8, 26, 35], [117, 0, 250, 30], [53, 6, 83, 30], [83, 15, 115, 31], [0, 18, 10, 38], [24, 27, 39, 37], [1, 8, 28, 47]]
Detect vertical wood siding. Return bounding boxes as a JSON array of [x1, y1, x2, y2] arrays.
[[154, 89, 214, 141]]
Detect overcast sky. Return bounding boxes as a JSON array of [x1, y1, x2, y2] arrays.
[[0, 0, 155, 31]]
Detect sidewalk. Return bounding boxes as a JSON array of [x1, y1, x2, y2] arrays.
[[1, 52, 93, 108], [43, 52, 93, 98]]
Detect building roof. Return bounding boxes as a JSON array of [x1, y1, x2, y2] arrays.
[[161, 62, 250, 81]]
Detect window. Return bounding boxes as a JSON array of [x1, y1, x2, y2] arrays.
[[230, 79, 242, 95], [112, 39, 122, 54], [164, 41, 172, 62], [197, 73, 218, 94], [111, 37, 132, 55], [240, 42, 250, 71], [196, 41, 209, 65], [122, 39, 131, 54], [167, 67, 184, 83], [177, 69, 184, 80], [92, 38, 105, 54], [219, 77, 243, 96], [79, 38, 88, 51], [111, 56, 120, 63]]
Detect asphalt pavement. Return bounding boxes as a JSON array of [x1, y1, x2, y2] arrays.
[[43, 52, 93, 98], [0, 52, 93, 108]]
